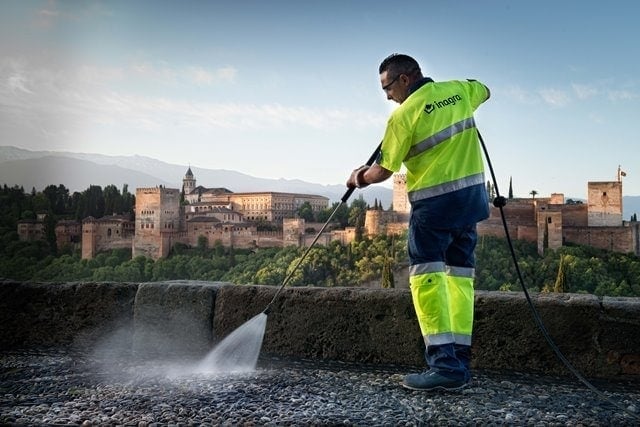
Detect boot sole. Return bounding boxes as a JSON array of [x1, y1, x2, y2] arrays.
[[401, 381, 469, 392]]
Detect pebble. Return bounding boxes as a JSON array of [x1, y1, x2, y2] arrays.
[[0, 349, 638, 425]]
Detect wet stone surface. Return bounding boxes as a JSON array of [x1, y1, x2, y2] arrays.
[[1, 349, 638, 426]]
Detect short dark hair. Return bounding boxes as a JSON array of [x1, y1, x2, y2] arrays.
[[379, 53, 421, 76]]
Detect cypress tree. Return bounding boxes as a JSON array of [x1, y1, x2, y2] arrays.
[[381, 257, 395, 288], [554, 254, 567, 293], [508, 176, 513, 199]]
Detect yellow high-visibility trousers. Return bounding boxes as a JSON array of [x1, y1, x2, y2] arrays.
[[409, 262, 474, 347]]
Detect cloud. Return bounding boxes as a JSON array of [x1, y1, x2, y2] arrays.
[[607, 89, 636, 101], [538, 88, 571, 107], [130, 62, 178, 84], [77, 65, 125, 86], [572, 83, 598, 100], [588, 112, 605, 124], [502, 85, 537, 104], [129, 62, 238, 87], [186, 66, 237, 86], [0, 56, 381, 143], [504, 81, 638, 107], [32, 0, 113, 29], [572, 81, 639, 103], [141, 100, 379, 132], [7, 74, 33, 94], [33, 1, 60, 29], [0, 58, 33, 97]]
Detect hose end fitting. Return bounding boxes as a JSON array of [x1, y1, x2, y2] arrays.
[[493, 196, 507, 208]]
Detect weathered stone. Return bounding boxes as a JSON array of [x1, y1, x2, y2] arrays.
[[132, 280, 221, 357], [473, 291, 604, 376], [0, 280, 137, 349], [1, 280, 639, 380]]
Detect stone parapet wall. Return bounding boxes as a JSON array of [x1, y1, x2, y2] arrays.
[[0, 280, 638, 380], [0, 282, 138, 349]]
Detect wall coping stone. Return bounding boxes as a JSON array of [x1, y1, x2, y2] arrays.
[[0, 280, 638, 380]]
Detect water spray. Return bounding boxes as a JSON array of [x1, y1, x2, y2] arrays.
[[201, 143, 381, 374]]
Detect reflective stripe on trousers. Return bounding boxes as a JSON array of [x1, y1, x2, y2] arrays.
[[409, 262, 475, 347]]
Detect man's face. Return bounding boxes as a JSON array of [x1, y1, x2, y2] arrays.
[[380, 70, 409, 104]]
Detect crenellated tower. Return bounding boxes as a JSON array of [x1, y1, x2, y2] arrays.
[[132, 187, 181, 259], [392, 173, 409, 213], [587, 181, 623, 227]]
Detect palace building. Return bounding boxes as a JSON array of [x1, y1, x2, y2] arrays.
[[76, 167, 332, 260]]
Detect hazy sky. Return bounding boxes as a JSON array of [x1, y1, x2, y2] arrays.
[[1, 0, 639, 198]]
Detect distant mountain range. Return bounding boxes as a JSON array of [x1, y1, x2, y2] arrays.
[[0, 146, 393, 207], [2, 145, 639, 219]]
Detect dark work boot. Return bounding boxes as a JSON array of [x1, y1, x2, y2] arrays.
[[402, 369, 469, 391]]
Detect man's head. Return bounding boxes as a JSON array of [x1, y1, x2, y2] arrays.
[[379, 53, 422, 104]]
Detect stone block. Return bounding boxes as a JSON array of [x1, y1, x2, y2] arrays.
[[132, 281, 221, 357], [474, 291, 609, 377], [0, 280, 137, 350], [213, 285, 423, 365], [600, 296, 640, 375]]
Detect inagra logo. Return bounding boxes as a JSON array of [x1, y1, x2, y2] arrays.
[[423, 94, 463, 114]]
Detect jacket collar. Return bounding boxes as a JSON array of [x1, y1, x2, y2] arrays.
[[408, 77, 434, 96]]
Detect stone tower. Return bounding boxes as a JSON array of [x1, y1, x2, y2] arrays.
[[587, 181, 622, 227], [283, 218, 304, 246], [183, 167, 196, 196], [393, 174, 409, 213], [537, 208, 563, 255], [132, 187, 181, 259], [81, 218, 97, 259], [364, 209, 382, 236]]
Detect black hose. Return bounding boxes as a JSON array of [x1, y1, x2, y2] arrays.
[[262, 142, 382, 315], [477, 129, 638, 420]]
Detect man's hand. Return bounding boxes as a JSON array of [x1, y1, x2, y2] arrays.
[[346, 165, 370, 189]]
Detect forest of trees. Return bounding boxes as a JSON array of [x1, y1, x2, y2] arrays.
[[0, 183, 135, 256], [1, 183, 135, 222], [1, 184, 640, 297]]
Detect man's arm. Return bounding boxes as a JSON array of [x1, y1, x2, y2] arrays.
[[347, 163, 393, 188], [363, 164, 393, 184]]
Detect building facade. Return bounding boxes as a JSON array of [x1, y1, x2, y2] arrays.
[[17, 219, 45, 242], [182, 168, 329, 221], [55, 220, 82, 251], [123, 169, 331, 260], [82, 214, 134, 259]]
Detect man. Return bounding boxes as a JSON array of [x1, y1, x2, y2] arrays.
[[347, 53, 490, 391]]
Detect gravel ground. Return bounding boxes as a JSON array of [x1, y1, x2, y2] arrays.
[[1, 349, 638, 426]]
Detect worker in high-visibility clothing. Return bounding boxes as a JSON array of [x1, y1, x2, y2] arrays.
[[347, 53, 490, 391]]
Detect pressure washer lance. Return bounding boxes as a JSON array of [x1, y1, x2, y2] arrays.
[[262, 142, 382, 316]]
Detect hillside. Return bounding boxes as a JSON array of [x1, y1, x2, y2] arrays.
[[3, 146, 638, 216], [0, 146, 393, 207]]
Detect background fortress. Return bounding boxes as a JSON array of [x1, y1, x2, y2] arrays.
[[125, 169, 331, 259], [21, 168, 638, 260], [366, 174, 639, 256]]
